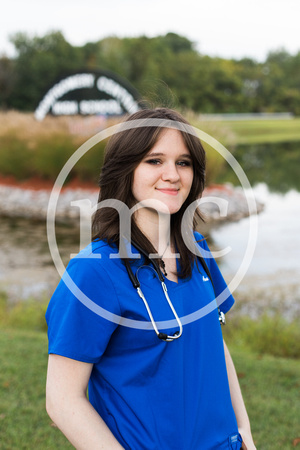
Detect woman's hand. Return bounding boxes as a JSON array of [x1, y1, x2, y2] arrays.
[[239, 427, 257, 449]]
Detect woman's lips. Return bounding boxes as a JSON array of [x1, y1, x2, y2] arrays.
[[156, 188, 179, 196]]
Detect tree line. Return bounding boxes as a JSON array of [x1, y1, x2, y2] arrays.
[[0, 31, 299, 115]]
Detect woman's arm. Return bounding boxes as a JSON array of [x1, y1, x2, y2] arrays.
[[46, 354, 124, 450], [223, 340, 257, 450]]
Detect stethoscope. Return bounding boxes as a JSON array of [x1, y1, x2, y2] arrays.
[[123, 239, 225, 342]]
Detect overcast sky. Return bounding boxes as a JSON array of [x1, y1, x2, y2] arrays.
[[1, 0, 299, 61]]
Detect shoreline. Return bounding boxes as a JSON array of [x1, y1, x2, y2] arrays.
[[0, 176, 264, 225], [2, 180, 299, 322]]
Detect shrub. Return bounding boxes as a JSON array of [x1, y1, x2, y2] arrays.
[[0, 293, 48, 332], [223, 314, 300, 359], [0, 111, 233, 185]]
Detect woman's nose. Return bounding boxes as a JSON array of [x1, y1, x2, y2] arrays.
[[161, 163, 180, 182]]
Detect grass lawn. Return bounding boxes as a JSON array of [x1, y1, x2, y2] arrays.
[[0, 326, 299, 449], [219, 117, 300, 145], [0, 328, 73, 450]]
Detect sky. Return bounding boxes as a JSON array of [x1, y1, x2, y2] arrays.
[[1, 0, 299, 61]]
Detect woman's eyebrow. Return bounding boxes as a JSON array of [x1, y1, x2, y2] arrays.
[[146, 152, 192, 159]]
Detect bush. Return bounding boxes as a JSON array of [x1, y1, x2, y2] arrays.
[[0, 111, 104, 183], [223, 314, 300, 359], [0, 293, 48, 332], [0, 133, 35, 179], [1, 289, 299, 360], [0, 111, 233, 185]]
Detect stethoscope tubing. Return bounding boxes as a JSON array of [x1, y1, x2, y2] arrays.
[[136, 281, 183, 341], [123, 238, 224, 342], [124, 242, 183, 341]]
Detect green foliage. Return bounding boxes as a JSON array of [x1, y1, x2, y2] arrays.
[[223, 314, 300, 359], [0, 112, 108, 183], [0, 132, 76, 180], [0, 133, 34, 178], [32, 134, 76, 180], [0, 112, 228, 184], [8, 31, 84, 111], [1, 111, 299, 192], [0, 56, 16, 108], [201, 141, 226, 185], [0, 294, 48, 332], [1, 31, 299, 114], [2, 289, 299, 360], [74, 141, 106, 182]]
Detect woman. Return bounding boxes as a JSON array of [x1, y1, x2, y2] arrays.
[[46, 108, 256, 449]]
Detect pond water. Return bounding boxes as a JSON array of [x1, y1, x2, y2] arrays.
[[0, 141, 299, 320], [0, 218, 78, 301], [209, 184, 300, 320], [209, 140, 300, 320]]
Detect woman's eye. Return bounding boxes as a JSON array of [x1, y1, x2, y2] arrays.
[[145, 159, 161, 165], [177, 160, 192, 167], [145, 159, 192, 166]]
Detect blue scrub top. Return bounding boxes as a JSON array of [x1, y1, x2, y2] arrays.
[[46, 233, 240, 449]]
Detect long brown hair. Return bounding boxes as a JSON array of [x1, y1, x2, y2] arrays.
[[92, 108, 206, 279]]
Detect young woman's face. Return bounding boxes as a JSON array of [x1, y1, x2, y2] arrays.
[[132, 129, 194, 216]]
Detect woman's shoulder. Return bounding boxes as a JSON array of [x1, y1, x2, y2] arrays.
[[193, 231, 209, 251], [74, 239, 118, 258], [193, 231, 204, 241], [66, 239, 121, 274]]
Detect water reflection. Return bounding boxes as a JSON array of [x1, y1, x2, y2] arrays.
[[0, 217, 80, 301], [220, 140, 300, 193], [210, 184, 300, 320]]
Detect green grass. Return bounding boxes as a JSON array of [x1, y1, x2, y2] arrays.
[[219, 118, 300, 145], [0, 300, 299, 449], [229, 348, 300, 449], [0, 328, 73, 449]]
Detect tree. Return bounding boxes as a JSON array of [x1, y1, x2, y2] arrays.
[[9, 31, 84, 110], [0, 56, 16, 109], [1, 32, 299, 115]]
